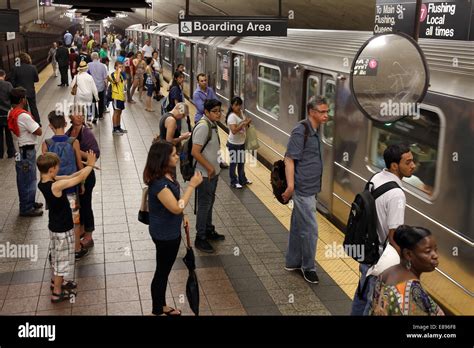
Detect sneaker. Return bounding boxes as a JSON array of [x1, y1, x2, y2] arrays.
[[231, 183, 243, 189], [194, 238, 214, 253], [112, 129, 124, 136], [19, 208, 43, 217], [92, 118, 98, 124], [118, 128, 128, 134], [206, 231, 225, 241], [302, 270, 319, 284], [34, 202, 44, 209], [75, 247, 89, 260], [220, 162, 229, 169], [242, 180, 253, 185], [284, 265, 301, 272]]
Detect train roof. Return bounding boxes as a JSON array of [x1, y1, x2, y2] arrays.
[[127, 24, 474, 100]]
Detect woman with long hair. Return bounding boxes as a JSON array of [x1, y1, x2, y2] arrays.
[[143, 140, 202, 315], [226, 96, 252, 189], [130, 51, 146, 102], [144, 57, 156, 112], [370, 225, 444, 316], [167, 71, 184, 111]]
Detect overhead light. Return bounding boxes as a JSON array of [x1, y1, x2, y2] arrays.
[[116, 13, 128, 18]]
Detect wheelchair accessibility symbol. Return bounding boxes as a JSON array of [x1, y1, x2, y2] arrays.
[[181, 22, 192, 34]]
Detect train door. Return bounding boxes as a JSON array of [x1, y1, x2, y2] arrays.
[[232, 53, 245, 107], [215, 50, 231, 118]]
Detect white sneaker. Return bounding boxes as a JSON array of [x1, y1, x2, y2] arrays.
[[232, 183, 243, 189], [243, 180, 252, 185]]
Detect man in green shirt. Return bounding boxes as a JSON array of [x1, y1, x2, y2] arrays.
[[99, 43, 108, 60]]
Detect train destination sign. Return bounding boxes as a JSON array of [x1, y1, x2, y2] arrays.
[[179, 17, 288, 36], [419, 0, 473, 40], [350, 33, 430, 123], [374, 0, 418, 37]]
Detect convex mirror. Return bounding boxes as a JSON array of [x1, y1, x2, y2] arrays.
[[350, 33, 430, 123]]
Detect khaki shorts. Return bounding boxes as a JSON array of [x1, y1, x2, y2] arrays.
[[67, 192, 80, 225], [49, 229, 75, 277]]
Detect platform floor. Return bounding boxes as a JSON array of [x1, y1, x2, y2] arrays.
[[0, 64, 357, 315]]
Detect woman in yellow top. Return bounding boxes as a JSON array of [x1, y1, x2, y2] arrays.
[[108, 61, 127, 135], [370, 225, 444, 316]]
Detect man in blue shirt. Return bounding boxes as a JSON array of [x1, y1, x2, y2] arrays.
[[88, 52, 108, 122], [192, 73, 217, 123], [64, 31, 73, 47], [282, 95, 328, 284]]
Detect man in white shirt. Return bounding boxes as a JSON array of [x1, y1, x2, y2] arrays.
[[142, 40, 153, 58], [8, 87, 43, 217], [351, 143, 416, 315], [114, 35, 122, 57]]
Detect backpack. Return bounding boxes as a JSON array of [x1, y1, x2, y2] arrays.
[[106, 72, 123, 106], [180, 119, 212, 182], [271, 120, 310, 204], [160, 94, 171, 115], [45, 137, 77, 176], [343, 176, 400, 266]]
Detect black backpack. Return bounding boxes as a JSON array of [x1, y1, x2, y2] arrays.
[[271, 120, 310, 204], [343, 176, 400, 266], [180, 119, 212, 182]]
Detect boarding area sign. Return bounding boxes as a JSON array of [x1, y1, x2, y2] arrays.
[[179, 16, 288, 36]]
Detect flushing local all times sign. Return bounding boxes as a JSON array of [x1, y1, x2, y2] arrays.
[[179, 17, 288, 36]]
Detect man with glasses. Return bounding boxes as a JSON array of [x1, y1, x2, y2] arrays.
[[282, 95, 329, 283], [191, 99, 226, 253]]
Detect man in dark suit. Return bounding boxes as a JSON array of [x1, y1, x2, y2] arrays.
[[10, 53, 40, 125], [55, 41, 70, 87]]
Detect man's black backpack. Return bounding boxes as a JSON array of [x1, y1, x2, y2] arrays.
[[271, 120, 310, 204], [343, 176, 400, 265]]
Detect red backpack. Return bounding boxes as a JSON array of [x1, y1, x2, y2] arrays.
[[8, 108, 34, 137]]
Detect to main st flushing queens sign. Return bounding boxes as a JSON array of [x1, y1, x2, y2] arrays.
[[179, 16, 288, 36]]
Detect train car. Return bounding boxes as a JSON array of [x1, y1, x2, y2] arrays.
[[125, 24, 474, 315], [0, 31, 59, 78]]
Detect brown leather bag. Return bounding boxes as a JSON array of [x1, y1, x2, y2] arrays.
[[71, 82, 77, 96]]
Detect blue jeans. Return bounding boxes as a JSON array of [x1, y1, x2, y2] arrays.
[[15, 147, 37, 214], [351, 263, 376, 315], [195, 175, 218, 240], [227, 142, 247, 186], [285, 193, 318, 271]]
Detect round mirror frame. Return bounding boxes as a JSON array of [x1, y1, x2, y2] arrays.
[[350, 32, 430, 123]]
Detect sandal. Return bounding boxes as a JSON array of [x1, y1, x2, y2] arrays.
[[50, 279, 77, 291], [51, 289, 76, 303], [80, 238, 95, 249], [163, 307, 182, 316]]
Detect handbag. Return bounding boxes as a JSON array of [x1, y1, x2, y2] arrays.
[[138, 186, 149, 225], [244, 124, 259, 151], [71, 82, 78, 96]]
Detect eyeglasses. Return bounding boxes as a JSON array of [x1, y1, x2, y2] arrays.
[[210, 109, 221, 114], [312, 108, 329, 114]]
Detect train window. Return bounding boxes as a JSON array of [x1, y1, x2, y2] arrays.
[[197, 47, 205, 75], [216, 53, 230, 93], [176, 42, 187, 68], [369, 109, 441, 197], [164, 38, 170, 62], [257, 64, 281, 118], [322, 80, 336, 145], [306, 76, 320, 103], [233, 55, 245, 99]]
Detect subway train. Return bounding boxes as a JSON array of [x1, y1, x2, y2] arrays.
[[0, 31, 59, 77], [126, 23, 474, 315]]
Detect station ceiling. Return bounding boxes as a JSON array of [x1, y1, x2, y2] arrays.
[[5, 0, 376, 35]]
